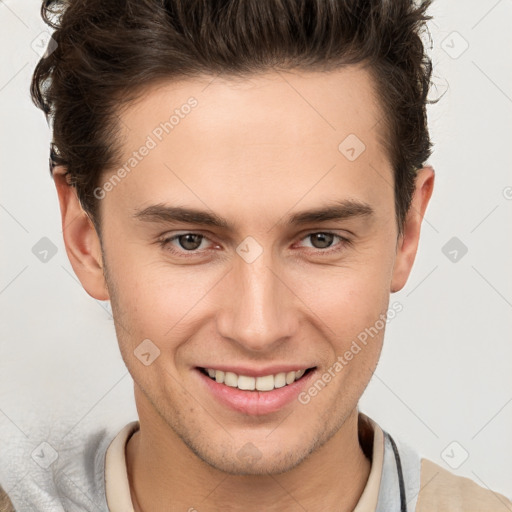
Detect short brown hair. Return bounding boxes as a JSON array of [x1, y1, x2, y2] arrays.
[[31, 0, 436, 236]]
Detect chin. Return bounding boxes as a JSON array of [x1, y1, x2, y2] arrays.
[[182, 425, 331, 477], [199, 446, 310, 476]]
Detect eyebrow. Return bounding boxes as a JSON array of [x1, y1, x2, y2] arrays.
[[132, 199, 375, 231]]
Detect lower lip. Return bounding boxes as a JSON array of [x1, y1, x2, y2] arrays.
[[195, 368, 317, 416]]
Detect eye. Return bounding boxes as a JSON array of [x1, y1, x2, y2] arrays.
[[297, 232, 351, 253], [160, 233, 212, 255]]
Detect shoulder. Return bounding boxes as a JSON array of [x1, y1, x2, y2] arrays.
[[0, 485, 15, 512], [416, 457, 512, 511], [0, 424, 123, 511]]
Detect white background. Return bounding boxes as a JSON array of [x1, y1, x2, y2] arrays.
[[1, 0, 511, 504]]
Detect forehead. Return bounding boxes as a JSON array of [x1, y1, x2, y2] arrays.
[[119, 65, 384, 149], [107, 66, 393, 228]]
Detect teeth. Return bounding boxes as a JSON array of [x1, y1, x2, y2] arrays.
[[203, 368, 310, 391], [295, 369, 305, 380], [274, 372, 286, 388], [255, 375, 274, 391], [224, 372, 238, 387], [238, 375, 256, 390]]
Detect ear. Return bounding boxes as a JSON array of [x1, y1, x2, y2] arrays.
[[53, 166, 110, 300], [391, 166, 435, 293]]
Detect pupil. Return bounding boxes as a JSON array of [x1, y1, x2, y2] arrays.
[[312, 233, 333, 249], [180, 234, 202, 250]]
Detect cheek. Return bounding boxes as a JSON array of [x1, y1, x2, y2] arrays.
[[287, 253, 393, 373], [291, 252, 393, 324], [106, 248, 222, 347]]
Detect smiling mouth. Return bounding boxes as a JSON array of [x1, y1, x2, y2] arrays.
[[198, 367, 316, 392]]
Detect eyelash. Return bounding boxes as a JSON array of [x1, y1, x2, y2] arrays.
[[157, 231, 352, 258]]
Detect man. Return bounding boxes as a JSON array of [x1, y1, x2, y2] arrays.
[[1, 0, 511, 510]]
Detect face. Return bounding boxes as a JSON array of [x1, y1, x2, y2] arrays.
[[60, 65, 431, 475]]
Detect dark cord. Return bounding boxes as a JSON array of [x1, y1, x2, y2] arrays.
[[386, 432, 407, 512]]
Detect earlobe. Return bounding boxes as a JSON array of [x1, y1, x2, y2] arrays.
[[53, 166, 110, 301], [390, 166, 435, 293]]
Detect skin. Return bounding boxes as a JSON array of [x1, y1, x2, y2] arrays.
[[54, 65, 434, 511]]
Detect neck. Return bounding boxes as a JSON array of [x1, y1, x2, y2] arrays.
[[126, 406, 371, 512]]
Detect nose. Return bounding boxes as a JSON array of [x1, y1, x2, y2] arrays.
[[216, 247, 298, 353]]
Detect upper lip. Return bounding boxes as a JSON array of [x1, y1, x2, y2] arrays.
[[197, 365, 316, 377]]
